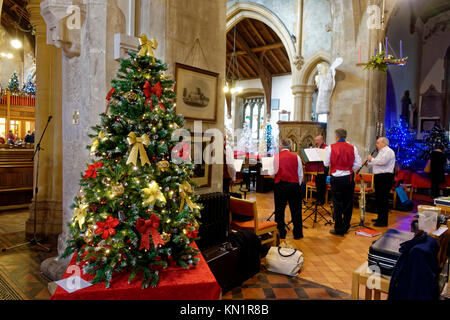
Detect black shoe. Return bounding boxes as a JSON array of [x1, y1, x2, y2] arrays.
[[329, 229, 344, 237], [373, 222, 387, 227]]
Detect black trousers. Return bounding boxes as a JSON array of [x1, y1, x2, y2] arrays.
[[330, 174, 355, 234], [374, 173, 394, 225], [274, 181, 303, 239], [315, 167, 329, 204], [223, 178, 231, 194]]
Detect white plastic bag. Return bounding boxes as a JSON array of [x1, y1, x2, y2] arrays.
[[418, 211, 438, 233], [265, 247, 304, 276]]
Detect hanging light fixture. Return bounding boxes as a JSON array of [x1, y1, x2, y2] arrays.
[[224, 25, 243, 95]]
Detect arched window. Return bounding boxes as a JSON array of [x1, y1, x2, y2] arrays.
[[243, 97, 264, 140]]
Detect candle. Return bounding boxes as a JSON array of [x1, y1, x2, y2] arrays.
[[379, 42, 382, 54], [375, 48, 377, 55], [385, 37, 388, 58], [400, 40, 403, 59], [358, 44, 361, 63]]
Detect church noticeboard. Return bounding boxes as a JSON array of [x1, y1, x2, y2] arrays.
[[175, 63, 219, 123]]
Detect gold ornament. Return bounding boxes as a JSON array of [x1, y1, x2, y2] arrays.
[[161, 232, 171, 243], [142, 181, 166, 207], [112, 183, 125, 197], [179, 181, 200, 213], [73, 203, 89, 229], [138, 34, 158, 59], [84, 225, 95, 243], [157, 160, 170, 172], [126, 132, 151, 166], [77, 189, 86, 200], [125, 91, 138, 102]]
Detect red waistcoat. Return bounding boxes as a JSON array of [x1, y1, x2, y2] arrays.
[[274, 150, 299, 184], [330, 141, 355, 175]]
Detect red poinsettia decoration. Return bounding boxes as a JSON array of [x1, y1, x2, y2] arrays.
[[83, 162, 103, 179], [95, 216, 120, 240]]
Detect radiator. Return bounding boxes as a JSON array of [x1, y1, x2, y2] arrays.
[[196, 192, 230, 251]]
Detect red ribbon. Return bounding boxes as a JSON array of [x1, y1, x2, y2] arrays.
[[136, 215, 164, 250], [106, 88, 115, 101], [143, 81, 163, 110]]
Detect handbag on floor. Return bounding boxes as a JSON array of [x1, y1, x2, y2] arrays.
[[265, 247, 304, 276]]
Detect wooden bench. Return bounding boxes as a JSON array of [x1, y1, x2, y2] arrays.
[[0, 148, 34, 211]]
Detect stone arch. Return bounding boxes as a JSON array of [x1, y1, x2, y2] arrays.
[[300, 51, 331, 86], [226, 2, 296, 66]]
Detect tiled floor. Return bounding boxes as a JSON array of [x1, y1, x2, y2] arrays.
[[237, 188, 433, 299], [0, 190, 433, 300]]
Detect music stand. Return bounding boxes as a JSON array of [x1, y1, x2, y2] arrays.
[[1, 116, 53, 253]]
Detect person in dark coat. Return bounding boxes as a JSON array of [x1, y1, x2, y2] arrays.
[[388, 232, 440, 300], [429, 145, 447, 198]]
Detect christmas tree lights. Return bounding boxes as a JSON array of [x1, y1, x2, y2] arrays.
[[386, 118, 419, 167]]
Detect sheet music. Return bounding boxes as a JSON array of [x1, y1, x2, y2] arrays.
[[303, 148, 327, 162], [261, 157, 274, 174], [234, 159, 244, 172]]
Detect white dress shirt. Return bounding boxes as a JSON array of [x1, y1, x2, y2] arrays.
[[368, 146, 396, 174], [269, 149, 304, 184], [323, 143, 363, 177]]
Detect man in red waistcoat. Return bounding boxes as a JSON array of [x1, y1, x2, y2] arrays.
[[271, 138, 304, 240], [324, 129, 362, 236]]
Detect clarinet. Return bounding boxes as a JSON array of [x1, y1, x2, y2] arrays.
[[358, 148, 377, 225]]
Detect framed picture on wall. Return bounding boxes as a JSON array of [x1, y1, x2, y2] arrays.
[[271, 98, 280, 110], [175, 63, 219, 123], [279, 110, 290, 121], [190, 132, 212, 189]]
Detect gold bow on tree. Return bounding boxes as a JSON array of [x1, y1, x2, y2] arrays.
[[73, 203, 89, 229], [142, 181, 166, 207], [138, 34, 158, 59], [126, 132, 151, 167], [179, 181, 199, 213]]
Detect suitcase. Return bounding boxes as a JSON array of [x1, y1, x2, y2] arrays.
[[202, 242, 240, 293], [368, 229, 415, 276]]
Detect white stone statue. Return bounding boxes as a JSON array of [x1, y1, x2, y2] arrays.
[[315, 57, 343, 114]]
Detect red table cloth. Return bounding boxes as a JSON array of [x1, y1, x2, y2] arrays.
[[51, 243, 221, 300]]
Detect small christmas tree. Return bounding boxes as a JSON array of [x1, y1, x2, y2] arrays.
[[386, 118, 419, 167], [7, 71, 20, 91], [22, 74, 36, 95], [421, 122, 449, 159], [62, 35, 201, 288]]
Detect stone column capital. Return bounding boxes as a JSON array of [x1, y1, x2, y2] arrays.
[[39, 0, 86, 58]]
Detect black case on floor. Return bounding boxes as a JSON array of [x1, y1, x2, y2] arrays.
[[368, 229, 415, 276], [202, 242, 240, 293]]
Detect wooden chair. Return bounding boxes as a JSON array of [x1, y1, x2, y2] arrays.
[[354, 173, 375, 194], [230, 196, 279, 246]]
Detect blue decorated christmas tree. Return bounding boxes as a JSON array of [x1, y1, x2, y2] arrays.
[[386, 118, 419, 167], [421, 122, 449, 160], [22, 74, 36, 95]]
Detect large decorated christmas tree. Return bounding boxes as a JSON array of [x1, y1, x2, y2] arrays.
[[386, 118, 419, 167], [62, 35, 201, 289], [7, 71, 20, 91]]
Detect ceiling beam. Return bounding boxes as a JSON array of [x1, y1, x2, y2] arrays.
[[245, 19, 266, 46], [267, 49, 288, 73], [226, 42, 284, 57], [235, 32, 272, 117]]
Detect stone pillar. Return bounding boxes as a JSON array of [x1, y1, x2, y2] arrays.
[[304, 87, 315, 121], [26, 0, 63, 241], [292, 84, 305, 121], [39, 0, 125, 281]]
